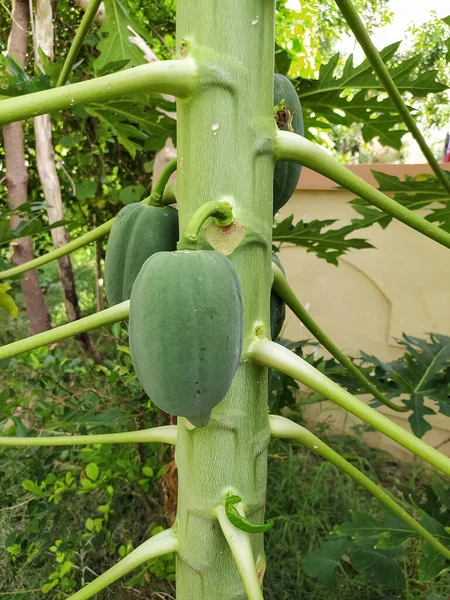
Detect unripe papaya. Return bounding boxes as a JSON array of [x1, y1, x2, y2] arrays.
[[129, 250, 243, 428], [270, 253, 286, 340], [104, 203, 179, 306], [273, 74, 304, 214]]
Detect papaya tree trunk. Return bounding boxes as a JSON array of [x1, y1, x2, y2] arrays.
[[33, 0, 101, 362], [174, 1, 275, 597], [3, 0, 51, 335]]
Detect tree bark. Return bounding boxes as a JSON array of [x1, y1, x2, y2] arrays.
[[3, 0, 52, 334], [33, 0, 101, 362]]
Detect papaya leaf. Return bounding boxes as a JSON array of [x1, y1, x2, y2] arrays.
[[323, 493, 450, 592], [95, 60, 131, 77], [0, 284, 18, 317], [0, 56, 51, 98], [86, 98, 176, 157], [0, 217, 68, 247], [117, 185, 146, 205], [93, 0, 151, 72], [272, 215, 373, 265], [75, 181, 97, 201], [274, 44, 292, 76], [224, 494, 274, 533], [407, 482, 450, 526], [430, 480, 450, 512], [352, 170, 450, 233], [36, 47, 63, 86], [296, 42, 449, 148], [418, 544, 449, 583], [360, 334, 450, 438]]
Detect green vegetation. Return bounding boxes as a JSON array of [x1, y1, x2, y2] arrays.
[[1, 0, 450, 597]]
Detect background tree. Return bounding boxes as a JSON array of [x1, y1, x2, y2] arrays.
[[2, 0, 51, 334], [33, 0, 100, 360]]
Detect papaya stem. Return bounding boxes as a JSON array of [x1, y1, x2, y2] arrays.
[[0, 60, 196, 125], [334, 0, 450, 196], [0, 425, 177, 447], [145, 158, 178, 206], [271, 263, 408, 412], [56, 0, 103, 87], [269, 415, 450, 562], [275, 131, 450, 250], [162, 182, 177, 205], [177, 200, 234, 250], [215, 504, 264, 600], [0, 301, 129, 361], [249, 338, 450, 477], [0, 219, 114, 280], [66, 528, 178, 600]]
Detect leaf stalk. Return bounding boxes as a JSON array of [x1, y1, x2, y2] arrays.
[[250, 338, 450, 477], [0, 301, 129, 360], [270, 415, 450, 562], [271, 263, 407, 412], [275, 131, 450, 250], [334, 0, 450, 196]]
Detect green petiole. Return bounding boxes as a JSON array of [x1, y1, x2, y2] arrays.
[[0, 425, 177, 447], [0, 301, 129, 361], [275, 131, 450, 250], [271, 262, 408, 412], [56, 0, 104, 87], [270, 415, 450, 562], [177, 200, 234, 251], [334, 0, 450, 196], [250, 338, 450, 477], [0, 219, 114, 280], [0, 60, 196, 126]]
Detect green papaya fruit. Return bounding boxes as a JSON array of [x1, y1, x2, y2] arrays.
[[273, 73, 304, 214]]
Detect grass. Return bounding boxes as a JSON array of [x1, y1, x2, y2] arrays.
[[1, 427, 449, 599], [264, 437, 450, 599]]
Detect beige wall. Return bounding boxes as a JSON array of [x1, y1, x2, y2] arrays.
[[278, 164, 450, 459]]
